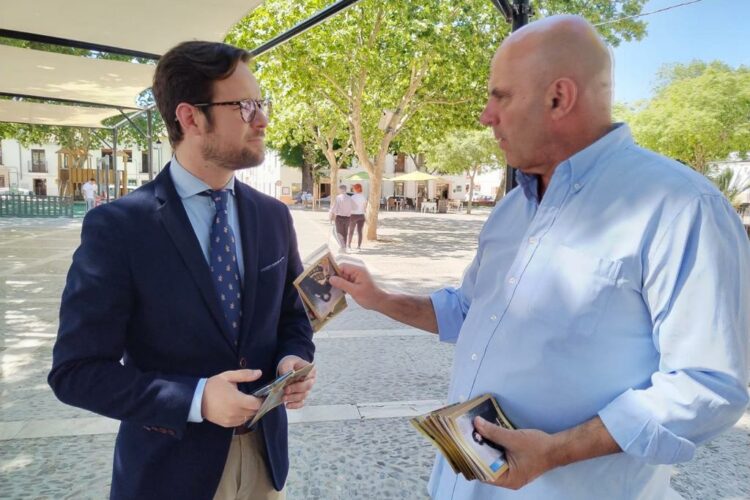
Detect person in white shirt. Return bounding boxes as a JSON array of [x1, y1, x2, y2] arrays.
[[81, 178, 98, 212], [329, 184, 352, 251], [347, 183, 367, 251]]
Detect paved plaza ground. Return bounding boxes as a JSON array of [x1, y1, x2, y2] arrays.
[[0, 208, 748, 499]]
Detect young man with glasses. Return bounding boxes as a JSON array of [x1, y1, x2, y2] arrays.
[[49, 41, 315, 500]]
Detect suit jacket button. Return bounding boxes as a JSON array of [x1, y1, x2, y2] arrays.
[[239, 357, 247, 368]]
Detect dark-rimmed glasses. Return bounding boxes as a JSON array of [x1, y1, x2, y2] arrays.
[[191, 98, 272, 123]]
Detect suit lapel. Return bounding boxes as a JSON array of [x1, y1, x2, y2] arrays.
[[153, 165, 237, 350], [235, 182, 259, 341]]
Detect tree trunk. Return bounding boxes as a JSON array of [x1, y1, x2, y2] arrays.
[[494, 168, 505, 203], [467, 170, 476, 215], [365, 172, 383, 241], [301, 163, 313, 193]]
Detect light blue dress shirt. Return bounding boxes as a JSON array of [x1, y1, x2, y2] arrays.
[[429, 124, 750, 499], [169, 156, 244, 423]]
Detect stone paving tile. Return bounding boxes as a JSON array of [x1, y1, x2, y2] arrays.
[[0, 434, 113, 500], [308, 336, 453, 406], [0, 276, 67, 300], [1, 412, 746, 499], [286, 417, 433, 500]]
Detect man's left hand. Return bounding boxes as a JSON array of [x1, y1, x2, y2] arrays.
[[277, 355, 317, 410], [473, 417, 559, 490]]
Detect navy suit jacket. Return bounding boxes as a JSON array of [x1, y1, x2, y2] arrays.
[[49, 165, 314, 499]]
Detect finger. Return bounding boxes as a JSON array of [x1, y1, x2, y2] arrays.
[[285, 401, 306, 410], [285, 378, 315, 395], [236, 395, 263, 412], [329, 275, 360, 295], [284, 391, 309, 404], [474, 416, 515, 447], [222, 369, 262, 384]]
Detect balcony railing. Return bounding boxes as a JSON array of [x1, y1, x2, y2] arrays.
[[28, 160, 48, 173]]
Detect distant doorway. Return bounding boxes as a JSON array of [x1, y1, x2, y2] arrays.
[[33, 178, 47, 196]]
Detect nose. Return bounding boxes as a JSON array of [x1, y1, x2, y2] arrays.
[[479, 101, 495, 127], [252, 110, 268, 129]]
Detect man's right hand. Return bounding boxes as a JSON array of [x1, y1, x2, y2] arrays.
[[329, 263, 386, 311], [201, 369, 263, 428], [330, 263, 439, 334]]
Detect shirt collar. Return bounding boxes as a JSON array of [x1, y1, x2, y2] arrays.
[[169, 155, 235, 199], [516, 122, 634, 200]]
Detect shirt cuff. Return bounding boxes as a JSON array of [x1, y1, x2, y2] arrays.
[[429, 288, 465, 344], [598, 388, 695, 464], [187, 378, 207, 423]]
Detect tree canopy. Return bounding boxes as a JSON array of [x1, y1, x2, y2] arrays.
[[229, 0, 647, 238], [626, 61, 750, 174]]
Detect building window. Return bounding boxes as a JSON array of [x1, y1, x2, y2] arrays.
[[30, 149, 47, 172], [0, 175, 6, 188]]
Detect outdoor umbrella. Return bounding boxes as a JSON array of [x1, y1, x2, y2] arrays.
[[344, 171, 393, 181], [387, 171, 442, 182]]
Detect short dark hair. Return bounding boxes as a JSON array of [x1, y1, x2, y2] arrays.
[[152, 41, 251, 146]]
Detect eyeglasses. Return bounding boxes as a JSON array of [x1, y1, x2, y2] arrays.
[[191, 98, 272, 123]]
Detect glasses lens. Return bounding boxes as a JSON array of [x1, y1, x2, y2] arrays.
[[239, 101, 254, 123]]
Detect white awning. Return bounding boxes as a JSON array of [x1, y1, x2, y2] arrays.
[[0, 45, 154, 109], [0, 100, 120, 128], [1, 0, 264, 57]]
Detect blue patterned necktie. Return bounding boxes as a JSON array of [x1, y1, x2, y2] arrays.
[[208, 190, 242, 341]]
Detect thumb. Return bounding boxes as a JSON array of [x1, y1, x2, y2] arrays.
[[222, 369, 262, 384], [474, 416, 515, 447], [328, 275, 354, 294]]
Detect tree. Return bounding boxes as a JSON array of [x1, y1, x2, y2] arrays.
[[628, 61, 750, 174], [264, 100, 351, 195], [426, 129, 503, 214], [229, 0, 646, 238]]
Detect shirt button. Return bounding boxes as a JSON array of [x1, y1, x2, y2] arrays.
[[490, 314, 497, 321], [239, 357, 247, 368], [528, 237, 538, 245], [574, 183, 581, 190], [471, 354, 478, 361], [508, 277, 518, 284]]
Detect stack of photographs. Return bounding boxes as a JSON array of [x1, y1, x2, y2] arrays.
[[294, 247, 347, 332], [411, 394, 515, 482], [246, 363, 315, 427]]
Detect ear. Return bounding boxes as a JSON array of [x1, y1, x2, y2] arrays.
[[174, 103, 204, 138], [546, 78, 577, 120]]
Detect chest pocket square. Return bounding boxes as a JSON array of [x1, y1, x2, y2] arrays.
[[260, 256, 286, 273]]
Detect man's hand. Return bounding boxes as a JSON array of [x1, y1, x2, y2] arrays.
[[329, 263, 386, 311], [473, 417, 558, 490], [201, 369, 263, 428], [473, 415, 622, 490], [277, 356, 317, 410]]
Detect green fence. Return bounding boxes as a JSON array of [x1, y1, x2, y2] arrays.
[[0, 194, 74, 217]]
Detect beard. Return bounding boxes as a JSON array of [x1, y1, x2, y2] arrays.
[[201, 133, 265, 171]]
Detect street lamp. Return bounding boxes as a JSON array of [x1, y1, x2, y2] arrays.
[[155, 139, 163, 174]]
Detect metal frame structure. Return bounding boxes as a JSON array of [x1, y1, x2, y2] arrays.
[[0, 0, 364, 200]]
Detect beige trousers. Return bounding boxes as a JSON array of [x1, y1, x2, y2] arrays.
[[213, 431, 285, 500]]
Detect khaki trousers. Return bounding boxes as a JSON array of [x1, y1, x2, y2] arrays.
[[213, 431, 285, 500]]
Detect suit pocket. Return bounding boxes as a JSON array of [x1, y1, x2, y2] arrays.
[[260, 256, 285, 273], [528, 245, 622, 335]]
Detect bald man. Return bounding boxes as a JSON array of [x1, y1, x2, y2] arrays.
[[331, 15, 750, 500]]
